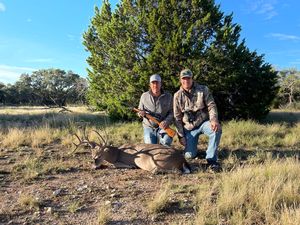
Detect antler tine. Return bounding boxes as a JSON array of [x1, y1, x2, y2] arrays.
[[92, 130, 106, 146], [74, 133, 82, 143], [83, 126, 90, 142], [104, 129, 108, 146], [69, 133, 86, 155]]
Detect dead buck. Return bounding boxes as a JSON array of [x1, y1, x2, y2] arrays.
[[73, 131, 191, 174]]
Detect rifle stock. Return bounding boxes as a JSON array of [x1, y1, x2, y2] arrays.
[[133, 108, 176, 138]]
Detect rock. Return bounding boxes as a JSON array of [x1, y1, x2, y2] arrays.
[[110, 193, 116, 198], [151, 215, 158, 222], [112, 202, 122, 212], [77, 185, 88, 192], [53, 189, 62, 196], [45, 207, 53, 214]]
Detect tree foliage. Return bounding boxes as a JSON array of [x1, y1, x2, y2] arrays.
[[83, 0, 278, 120], [274, 69, 300, 109], [0, 69, 87, 106]]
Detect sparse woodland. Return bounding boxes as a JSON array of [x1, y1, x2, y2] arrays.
[[0, 106, 299, 224]]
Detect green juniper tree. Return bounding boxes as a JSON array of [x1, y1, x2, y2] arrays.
[[83, 0, 144, 119], [83, 0, 278, 120]]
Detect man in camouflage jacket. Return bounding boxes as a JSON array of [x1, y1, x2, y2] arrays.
[[173, 69, 222, 170]]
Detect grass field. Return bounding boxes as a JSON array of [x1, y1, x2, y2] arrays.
[[0, 106, 299, 224]]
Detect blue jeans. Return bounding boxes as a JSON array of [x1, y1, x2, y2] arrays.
[[184, 120, 222, 162], [143, 127, 173, 146]]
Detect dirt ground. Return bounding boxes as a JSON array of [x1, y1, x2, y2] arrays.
[[0, 144, 216, 225]]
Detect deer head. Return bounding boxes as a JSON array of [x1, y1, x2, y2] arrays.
[[73, 130, 109, 168]]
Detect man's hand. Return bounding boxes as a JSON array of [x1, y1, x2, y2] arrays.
[[138, 110, 146, 118], [160, 121, 168, 130], [179, 136, 186, 146], [210, 120, 221, 132]]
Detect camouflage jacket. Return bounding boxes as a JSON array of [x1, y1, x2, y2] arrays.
[[138, 90, 174, 128], [173, 82, 218, 137]]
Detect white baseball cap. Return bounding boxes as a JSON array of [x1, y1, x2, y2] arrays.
[[150, 74, 161, 83]]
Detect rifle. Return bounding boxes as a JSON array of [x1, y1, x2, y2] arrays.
[[133, 108, 176, 138]]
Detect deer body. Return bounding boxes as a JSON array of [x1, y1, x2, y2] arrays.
[[73, 132, 191, 174], [93, 143, 189, 173]]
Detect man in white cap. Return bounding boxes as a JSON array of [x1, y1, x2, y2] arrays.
[[137, 74, 174, 146], [173, 69, 222, 171]]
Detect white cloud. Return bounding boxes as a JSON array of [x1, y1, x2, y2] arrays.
[[0, 2, 5, 12], [246, 0, 278, 20], [0, 65, 36, 84], [269, 33, 300, 41]]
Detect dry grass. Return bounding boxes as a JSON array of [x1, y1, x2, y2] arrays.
[[12, 153, 79, 182], [1, 128, 29, 148], [221, 120, 300, 149], [0, 106, 299, 224], [147, 179, 173, 214], [195, 159, 300, 225], [12, 156, 43, 181], [97, 204, 111, 225], [30, 126, 60, 148], [282, 123, 300, 147], [18, 193, 40, 210], [0, 106, 299, 150], [67, 201, 82, 214], [1, 120, 299, 151]]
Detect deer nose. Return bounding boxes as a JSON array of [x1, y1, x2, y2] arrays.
[[94, 157, 102, 166]]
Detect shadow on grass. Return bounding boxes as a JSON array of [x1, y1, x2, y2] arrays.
[[0, 112, 111, 130], [221, 148, 299, 159], [196, 147, 299, 162], [262, 111, 300, 124], [163, 201, 195, 215]]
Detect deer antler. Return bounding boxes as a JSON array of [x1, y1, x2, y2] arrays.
[[83, 126, 90, 142], [69, 133, 91, 155], [92, 130, 107, 146]]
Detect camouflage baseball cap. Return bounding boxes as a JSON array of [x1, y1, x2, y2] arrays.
[[150, 74, 161, 83], [180, 69, 193, 78]]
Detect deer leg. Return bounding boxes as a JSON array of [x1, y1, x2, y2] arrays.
[[151, 167, 164, 175], [182, 163, 191, 174], [113, 162, 137, 169]]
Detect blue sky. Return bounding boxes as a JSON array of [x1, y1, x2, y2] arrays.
[[0, 0, 299, 84]]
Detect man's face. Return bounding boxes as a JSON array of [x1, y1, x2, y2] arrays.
[[150, 81, 161, 96], [180, 77, 193, 90]]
